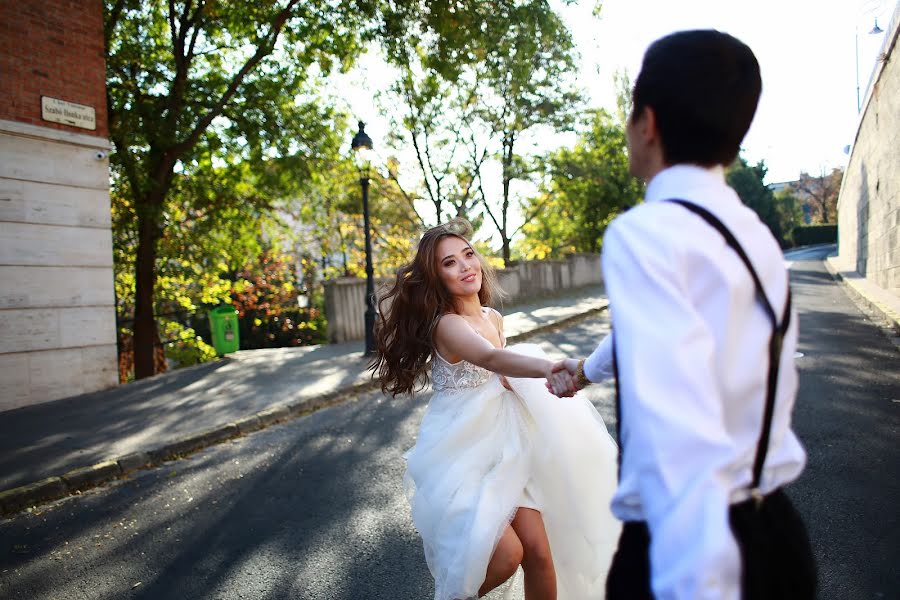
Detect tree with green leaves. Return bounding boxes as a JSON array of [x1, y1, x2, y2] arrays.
[[105, 0, 375, 378], [105, 1, 521, 378], [111, 157, 301, 379], [725, 156, 798, 247], [772, 189, 804, 246], [288, 156, 421, 283], [473, 1, 582, 262], [516, 109, 642, 258], [380, 0, 584, 258], [381, 67, 485, 227]]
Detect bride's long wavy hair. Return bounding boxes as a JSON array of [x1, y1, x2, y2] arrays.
[[370, 218, 505, 396]]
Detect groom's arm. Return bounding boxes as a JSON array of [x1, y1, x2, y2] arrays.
[[583, 333, 615, 382]]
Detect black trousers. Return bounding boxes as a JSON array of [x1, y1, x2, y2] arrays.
[[606, 489, 816, 600]]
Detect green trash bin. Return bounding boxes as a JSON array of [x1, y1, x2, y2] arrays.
[[209, 305, 240, 355]]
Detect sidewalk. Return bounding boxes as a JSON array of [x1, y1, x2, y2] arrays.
[[824, 253, 900, 337], [0, 286, 608, 516]]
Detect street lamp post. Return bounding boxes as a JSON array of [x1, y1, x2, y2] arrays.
[[351, 121, 377, 355], [856, 17, 886, 113]]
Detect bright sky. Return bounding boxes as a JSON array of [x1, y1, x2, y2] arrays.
[[333, 0, 894, 242], [560, 0, 894, 183]]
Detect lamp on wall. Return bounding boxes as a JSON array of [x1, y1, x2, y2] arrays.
[[856, 16, 886, 112]]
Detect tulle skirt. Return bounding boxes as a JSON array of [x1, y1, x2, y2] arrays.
[[404, 343, 621, 600]]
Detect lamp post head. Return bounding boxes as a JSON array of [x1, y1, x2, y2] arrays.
[[869, 19, 883, 35], [351, 121, 374, 152], [351, 121, 374, 179]]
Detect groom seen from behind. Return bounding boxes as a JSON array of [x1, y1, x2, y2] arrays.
[[553, 29, 816, 600]]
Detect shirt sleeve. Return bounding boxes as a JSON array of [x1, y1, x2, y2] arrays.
[[602, 213, 742, 600], [583, 332, 615, 382]]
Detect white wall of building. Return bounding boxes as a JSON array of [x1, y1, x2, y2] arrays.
[[0, 119, 118, 411]]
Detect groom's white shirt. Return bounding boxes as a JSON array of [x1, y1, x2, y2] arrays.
[[583, 164, 806, 600]]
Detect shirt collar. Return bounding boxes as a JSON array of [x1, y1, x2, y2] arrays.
[[644, 164, 726, 203]]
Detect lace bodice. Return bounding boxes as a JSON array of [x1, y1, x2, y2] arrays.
[[431, 353, 492, 392]]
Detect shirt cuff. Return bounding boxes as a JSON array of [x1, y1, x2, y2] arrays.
[[583, 333, 615, 382]]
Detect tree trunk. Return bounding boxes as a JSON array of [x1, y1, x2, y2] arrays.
[[133, 202, 161, 379]]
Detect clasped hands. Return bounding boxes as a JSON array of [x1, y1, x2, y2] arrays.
[[545, 358, 584, 398]]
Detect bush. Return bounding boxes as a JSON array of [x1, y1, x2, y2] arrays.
[[791, 225, 837, 246], [237, 307, 328, 349], [161, 320, 218, 368]]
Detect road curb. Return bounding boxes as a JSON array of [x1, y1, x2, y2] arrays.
[[61, 460, 122, 490], [823, 258, 900, 338], [0, 301, 608, 519]]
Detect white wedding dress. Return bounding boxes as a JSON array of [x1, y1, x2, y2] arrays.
[[404, 342, 621, 600]]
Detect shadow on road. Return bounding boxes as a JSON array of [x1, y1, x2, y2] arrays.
[[1, 389, 434, 599]]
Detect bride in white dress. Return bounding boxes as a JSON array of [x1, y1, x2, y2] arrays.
[[372, 219, 620, 600]]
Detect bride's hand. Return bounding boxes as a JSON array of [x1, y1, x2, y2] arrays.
[[546, 361, 577, 397]]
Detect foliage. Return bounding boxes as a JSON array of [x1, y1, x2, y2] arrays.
[[772, 189, 804, 247], [380, 0, 585, 262], [111, 159, 301, 379], [105, 0, 376, 377], [106, 1, 552, 376], [230, 250, 326, 348], [792, 224, 837, 246], [160, 321, 218, 369], [380, 55, 487, 227], [288, 156, 422, 283], [516, 109, 642, 258], [473, 1, 583, 261], [794, 168, 843, 224], [726, 157, 799, 248]]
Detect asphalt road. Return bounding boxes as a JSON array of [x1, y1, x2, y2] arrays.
[[1, 248, 897, 599]]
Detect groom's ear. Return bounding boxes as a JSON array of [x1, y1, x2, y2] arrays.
[[634, 106, 667, 172], [634, 106, 660, 144]]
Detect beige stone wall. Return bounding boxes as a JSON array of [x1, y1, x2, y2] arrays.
[[0, 120, 117, 411], [837, 6, 900, 297]]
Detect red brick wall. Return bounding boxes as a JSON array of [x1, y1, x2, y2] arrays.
[[0, 0, 108, 138]]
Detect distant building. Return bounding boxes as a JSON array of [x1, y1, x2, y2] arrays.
[[768, 180, 797, 195]]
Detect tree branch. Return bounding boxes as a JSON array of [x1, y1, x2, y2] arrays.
[[104, 0, 127, 51], [511, 195, 551, 238], [478, 180, 503, 235], [386, 169, 426, 227], [170, 0, 302, 159]]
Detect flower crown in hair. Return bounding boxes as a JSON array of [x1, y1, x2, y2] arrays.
[[434, 217, 474, 240]]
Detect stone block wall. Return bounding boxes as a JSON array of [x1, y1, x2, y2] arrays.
[[837, 4, 900, 297]]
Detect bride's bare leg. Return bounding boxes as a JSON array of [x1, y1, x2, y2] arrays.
[[478, 525, 523, 597], [511, 508, 556, 600]]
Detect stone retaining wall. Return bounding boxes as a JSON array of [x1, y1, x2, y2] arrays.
[[324, 253, 601, 343], [836, 3, 900, 299]]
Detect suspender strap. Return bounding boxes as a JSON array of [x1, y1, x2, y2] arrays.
[[613, 337, 622, 478], [667, 200, 791, 493], [612, 199, 792, 494]]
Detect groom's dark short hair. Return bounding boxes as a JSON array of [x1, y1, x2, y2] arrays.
[[632, 29, 761, 167]]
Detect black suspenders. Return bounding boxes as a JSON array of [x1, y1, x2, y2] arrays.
[[612, 199, 792, 502]]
